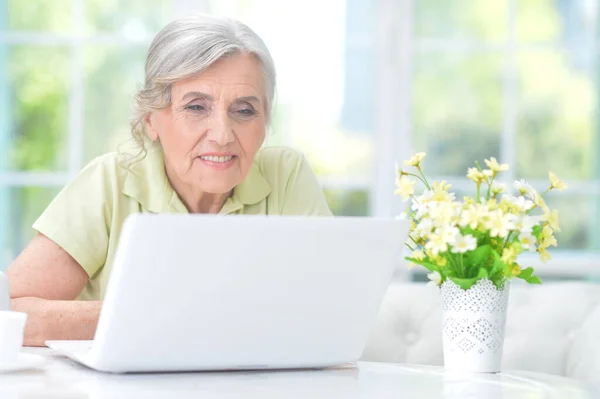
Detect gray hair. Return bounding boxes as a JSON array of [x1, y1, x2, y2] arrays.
[[129, 14, 277, 153]]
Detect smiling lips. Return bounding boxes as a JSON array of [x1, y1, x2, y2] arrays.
[[199, 154, 237, 170]]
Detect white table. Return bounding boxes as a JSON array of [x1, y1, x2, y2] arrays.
[[0, 348, 597, 398]]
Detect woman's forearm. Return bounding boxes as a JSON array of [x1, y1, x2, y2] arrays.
[[10, 297, 102, 347]]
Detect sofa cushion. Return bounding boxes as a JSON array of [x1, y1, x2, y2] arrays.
[[362, 280, 600, 382]]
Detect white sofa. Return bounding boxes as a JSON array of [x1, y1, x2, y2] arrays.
[[361, 281, 600, 383]]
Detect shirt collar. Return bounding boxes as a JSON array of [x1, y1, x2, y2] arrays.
[[122, 145, 271, 214]]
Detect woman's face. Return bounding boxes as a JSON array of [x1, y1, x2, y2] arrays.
[[145, 53, 267, 194]]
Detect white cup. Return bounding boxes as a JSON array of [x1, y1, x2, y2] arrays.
[[0, 311, 27, 364]]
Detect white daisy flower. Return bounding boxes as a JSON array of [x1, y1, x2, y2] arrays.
[[427, 271, 442, 287], [514, 179, 535, 197], [451, 234, 478, 253], [485, 210, 516, 238], [491, 182, 506, 194], [519, 232, 537, 252], [514, 215, 538, 234]]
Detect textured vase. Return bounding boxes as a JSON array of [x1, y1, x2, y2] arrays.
[[440, 278, 510, 373]]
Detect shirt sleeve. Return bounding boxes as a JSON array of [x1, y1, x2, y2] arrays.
[[281, 153, 333, 216], [32, 156, 115, 278]]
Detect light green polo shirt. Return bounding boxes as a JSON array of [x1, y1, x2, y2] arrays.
[[32, 145, 332, 301]]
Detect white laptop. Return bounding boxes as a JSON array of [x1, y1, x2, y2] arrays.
[[46, 214, 407, 373]]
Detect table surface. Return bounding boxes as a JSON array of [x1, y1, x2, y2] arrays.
[[0, 348, 597, 399]]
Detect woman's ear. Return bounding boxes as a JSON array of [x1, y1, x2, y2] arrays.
[[143, 112, 159, 142]]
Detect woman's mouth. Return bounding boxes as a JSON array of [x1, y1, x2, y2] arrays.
[[200, 155, 234, 163], [198, 155, 237, 170]]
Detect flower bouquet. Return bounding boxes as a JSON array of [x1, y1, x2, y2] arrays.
[[395, 152, 567, 372]]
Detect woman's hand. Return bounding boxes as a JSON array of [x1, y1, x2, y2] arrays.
[[7, 234, 102, 346]]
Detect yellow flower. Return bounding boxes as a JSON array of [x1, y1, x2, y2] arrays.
[[425, 233, 448, 257], [544, 209, 561, 232], [485, 157, 509, 172], [539, 248, 551, 262], [425, 249, 437, 259], [501, 247, 517, 265], [532, 192, 550, 214], [436, 257, 448, 267], [491, 182, 506, 195], [433, 180, 452, 192], [540, 225, 554, 240], [540, 235, 558, 250], [510, 264, 522, 277], [428, 202, 456, 226], [459, 205, 480, 229], [394, 176, 416, 201], [463, 196, 475, 205], [404, 152, 427, 167], [395, 162, 408, 179], [549, 172, 567, 191], [467, 167, 485, 183], [412, 249, 425, 261], [486, 198, 499, 211], [431, 190, 454, 203]]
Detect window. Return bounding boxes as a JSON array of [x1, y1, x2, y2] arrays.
[[407, 0, 600, 276], [1, 0, 598, 278]]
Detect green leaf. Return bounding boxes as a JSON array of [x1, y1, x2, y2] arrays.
[[491, 249, 509, 276], [449, 268, 488, 290], [464, 245, 492, 267], [532, 225, 542, 240], [518, 267, 542, 284], [404, 257, 437, 272]]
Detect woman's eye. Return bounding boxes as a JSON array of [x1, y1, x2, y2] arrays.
[[186, 104, 205, 111], [236, 108, 256, 116]]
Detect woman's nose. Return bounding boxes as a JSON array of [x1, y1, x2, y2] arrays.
[[206, 110, 235, 146]]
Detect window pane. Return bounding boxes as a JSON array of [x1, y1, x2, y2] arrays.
[[544, 193, 600, 251], [412, 53, 502, 176], [414, 0, 508, 41], [516, 0, 597, 44], [516, 50, 596, 180], [5, 0, 72, 33], [0, 186, 59, 270], [2, 45, 70, 171], [83, 45, 147, 162], [207, 0, 375, 180], [323, 189, 369, 216], [84, 0, 173, 36]]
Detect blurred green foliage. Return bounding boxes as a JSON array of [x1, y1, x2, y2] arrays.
[[0, 0, 598, 263]]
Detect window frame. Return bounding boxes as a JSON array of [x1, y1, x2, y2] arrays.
[[0, 0, 598, 277]]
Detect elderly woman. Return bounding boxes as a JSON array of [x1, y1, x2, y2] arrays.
[[7, 15, 331, 346]]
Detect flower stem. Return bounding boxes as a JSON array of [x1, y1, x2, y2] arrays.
[[486, 175, 495, 201], [416, 167, 431, 190], [405, 173, 429, 188], [409, 234, 420, 247]]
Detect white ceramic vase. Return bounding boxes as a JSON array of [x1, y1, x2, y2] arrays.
[[440, 278, 510, 373]]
